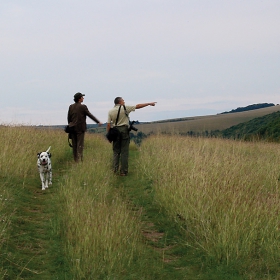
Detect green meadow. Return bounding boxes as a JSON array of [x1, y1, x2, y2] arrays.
[[0, 126, 279, 279]]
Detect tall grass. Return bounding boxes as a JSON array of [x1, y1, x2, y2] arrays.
[[0, 126, 161, 279], [2, 125, 280, 278], [0, 180, 11, 279], [0, 126, 68, 178], [58, 136, 158, 279], [0, 125, 69, 278], [0, 126, 144, 278], [138, 135, 280, 277]]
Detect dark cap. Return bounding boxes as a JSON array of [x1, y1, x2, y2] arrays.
[[74, 92, 85, 99]]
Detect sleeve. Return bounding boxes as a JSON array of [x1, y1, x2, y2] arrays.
[[107, 112, 112, 124], [125, 105, 136, 114], [84, 105, 100, 124]]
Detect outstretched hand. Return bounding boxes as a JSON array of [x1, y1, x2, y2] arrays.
[[136, 102, 157, 109]]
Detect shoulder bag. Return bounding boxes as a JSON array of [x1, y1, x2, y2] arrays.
[[106, 106, 122, 143]]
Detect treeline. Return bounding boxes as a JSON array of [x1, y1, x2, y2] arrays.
[[220, 103, 275, 114], [150, 117, 195, 124], [179, 110, 280, 142], [130, 131, 149, 145], [217, 110, 280, 141]]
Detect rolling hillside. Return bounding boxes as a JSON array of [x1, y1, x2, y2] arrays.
[[133, 104, 280, 135], [219, 110, 280, 141]]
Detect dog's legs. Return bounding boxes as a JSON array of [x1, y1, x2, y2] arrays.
[[45, 174, 48, 189], [49, 169, 52, 186], [40, 173, 46, 190], [45, 170, 52, 189]]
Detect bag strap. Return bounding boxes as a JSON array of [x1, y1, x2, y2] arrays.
[[115, 105, 122, 126], [123, 105, 130, 122]]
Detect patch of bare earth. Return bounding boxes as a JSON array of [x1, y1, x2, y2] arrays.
[[141, 222, 178, 263]]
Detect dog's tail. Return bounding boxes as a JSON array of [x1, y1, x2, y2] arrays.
[[46, 146, 51, 153]]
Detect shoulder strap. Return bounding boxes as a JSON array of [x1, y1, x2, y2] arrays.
[[115, 105, 122, 126], [123, 105, 130, 122]]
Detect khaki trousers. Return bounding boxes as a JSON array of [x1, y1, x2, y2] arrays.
[[113, 126, 130, 174]]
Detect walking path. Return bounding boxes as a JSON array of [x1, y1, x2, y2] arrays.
[[1, 147, 204, 279], [1, 174, 70, 279]]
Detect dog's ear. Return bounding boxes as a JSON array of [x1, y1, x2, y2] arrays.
[[48, 152, 51, 158], [37, 153, 41, 158]]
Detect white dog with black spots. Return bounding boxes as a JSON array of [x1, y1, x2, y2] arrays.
[[37, 146, 52, 190]]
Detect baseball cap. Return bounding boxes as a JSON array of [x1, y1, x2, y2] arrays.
[[74, 92, 85, 99]]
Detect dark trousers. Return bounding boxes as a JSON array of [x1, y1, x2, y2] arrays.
[[71, 133, 85, 162], [113, 126, 130, 174]]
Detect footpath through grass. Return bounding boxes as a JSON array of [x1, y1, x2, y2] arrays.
[[1, 140, 203, 279], [0, 126, 73, 279], [0, 159, 72, 279], [2, 129, 273, 279], [114, 149, 235, 280], [0, 126, 199, 279], [113, 153, 199, 279]]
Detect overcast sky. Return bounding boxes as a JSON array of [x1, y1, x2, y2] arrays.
[[1, 0, 280, 125]]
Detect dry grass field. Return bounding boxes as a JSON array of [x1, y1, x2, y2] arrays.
[[139, 135, 280, 278], [134, 104, 280, 134], [1, 117, 280, 279]]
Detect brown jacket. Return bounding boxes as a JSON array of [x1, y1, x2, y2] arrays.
[[67, 103, 100, 133]]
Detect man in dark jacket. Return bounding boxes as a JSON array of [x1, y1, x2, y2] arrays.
[[68, 92, 102, 162]]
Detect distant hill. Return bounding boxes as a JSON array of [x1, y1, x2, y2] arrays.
[[220, 103, 275, 114], [218, 110, 280, 142], [133, 104, 280, 135], [39, 103, 280, 143]]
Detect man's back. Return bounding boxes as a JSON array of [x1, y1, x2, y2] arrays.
[[108, 105, 136, 127], [68, 103, 87, 133]]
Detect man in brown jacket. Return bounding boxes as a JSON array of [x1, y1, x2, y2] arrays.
[[68, 92, 102, 162]]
